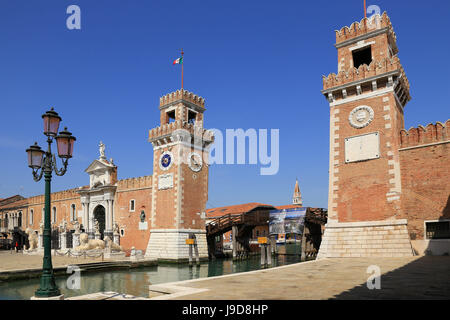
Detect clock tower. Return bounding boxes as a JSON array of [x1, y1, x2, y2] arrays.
[[317, 12, 414, 258], [145, 89, 214, 261]]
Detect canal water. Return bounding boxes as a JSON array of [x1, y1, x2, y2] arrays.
[[0, 255, 302, 300]]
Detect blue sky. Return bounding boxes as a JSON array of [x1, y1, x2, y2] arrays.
[[0, 0, 449, 209]]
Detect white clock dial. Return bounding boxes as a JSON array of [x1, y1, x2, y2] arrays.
[[188, 152, 203, 172]]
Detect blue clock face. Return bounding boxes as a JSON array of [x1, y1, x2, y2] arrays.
[[161, 153, 171, 168]]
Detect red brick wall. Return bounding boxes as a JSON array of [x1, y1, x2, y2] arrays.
[[115, 186, 152, 252], [399, 125, 450, 239], [333, 92, 402, 222]]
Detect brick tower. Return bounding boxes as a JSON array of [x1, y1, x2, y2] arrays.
[[145, 89, 214, 261], [292, 179, 302, 206], [317, 12, 414, 258]]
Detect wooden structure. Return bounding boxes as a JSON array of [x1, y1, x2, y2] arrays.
[[206, 205, 327, 260]]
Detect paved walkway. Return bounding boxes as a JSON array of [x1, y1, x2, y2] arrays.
[[148, 256, 450, 300], [0, 251, 105, 272]]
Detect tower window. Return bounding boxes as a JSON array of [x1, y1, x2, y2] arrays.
[[188, 110, 197, 124], [166, 110, 176, 123], [352, 46, 372, 69], [129, 200, 135, 212]]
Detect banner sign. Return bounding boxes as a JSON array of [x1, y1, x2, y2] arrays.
[[269, 207, 306, 235]]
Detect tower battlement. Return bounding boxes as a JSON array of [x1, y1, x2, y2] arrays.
[[400, 120, 450, 149], [159, 89, 205, 109], [335, 12, 396, 46], [322, 55, 409, 91]]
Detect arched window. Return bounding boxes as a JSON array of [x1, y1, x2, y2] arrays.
[[71, 204, 76, 221], [4, 214, 8, 229], [129, 200, 135, 212], [52, 207, 57, 223], [18, 212, 22, 227], [30, 209, 34, 225]]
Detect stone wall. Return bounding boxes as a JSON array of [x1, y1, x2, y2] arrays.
[[317, 219, 413, 258]]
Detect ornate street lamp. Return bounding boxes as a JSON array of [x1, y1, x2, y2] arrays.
[[26, 108, 76, 299]]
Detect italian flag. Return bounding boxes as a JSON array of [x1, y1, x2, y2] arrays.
[[173, 57, 183, 65]]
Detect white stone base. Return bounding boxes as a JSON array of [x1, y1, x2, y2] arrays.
[[30, 294, 64, 300], [317, 219, 414, 259], [144, 229, 208, 261]]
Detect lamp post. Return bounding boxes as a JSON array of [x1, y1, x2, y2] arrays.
[[26, 108, 76, 299]]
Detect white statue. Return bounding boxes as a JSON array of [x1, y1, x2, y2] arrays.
[[74, 233, 105, 251], [104, 236, 123, 252], [99, 141, 106, 159], [94, 220, 100, 234], [26, 228, 38, 250], [72, 221, 81, 234], [113, 222, 120, 234]]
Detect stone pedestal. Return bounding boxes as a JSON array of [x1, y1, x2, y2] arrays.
[[317, 219, 414, 258], [73, 232, 80, 248], [144, 229, 208, 262], [113, 232, 120, 246], [38, 234, 43, 250], [60, 232, 67, 250], [95, 232, 101, 240]]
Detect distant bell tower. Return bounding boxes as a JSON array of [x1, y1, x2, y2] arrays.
[[144, 89, 214, 262], [317, 12, 414, 258], [292, 179, 303, 206]]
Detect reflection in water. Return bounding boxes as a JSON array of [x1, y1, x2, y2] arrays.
[[0, 255, 301, 300]]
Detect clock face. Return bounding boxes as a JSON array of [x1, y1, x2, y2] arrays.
[[188, 152, 203, 172], [349, 105, 374, 129], [159, 152, 173, 171]]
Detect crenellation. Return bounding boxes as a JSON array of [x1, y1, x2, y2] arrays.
[[400, 120, 450, 148]]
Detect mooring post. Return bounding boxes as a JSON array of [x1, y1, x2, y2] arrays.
[[300, 227, 307, 261], [188, 243, 193, 266], [266, 244, 272, 265], [232, 225, 238, 260], [260, 244, 266, 267]]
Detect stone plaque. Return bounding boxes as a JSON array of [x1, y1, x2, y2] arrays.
[[158, 173, 173, 190], [345, 132, 380, 163], [138, 221, 148, 230]]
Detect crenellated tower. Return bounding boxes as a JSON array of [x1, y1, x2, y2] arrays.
[[318, 12, 414, 258], [145, 89, 214, 261]]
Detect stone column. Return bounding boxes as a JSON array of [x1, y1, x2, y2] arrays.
[[108, 200, 114, 238], [73, 232, 80, 249], [60, 232, 67, 250], [113, 232, 120, 245], [38, 233, 44, 250]]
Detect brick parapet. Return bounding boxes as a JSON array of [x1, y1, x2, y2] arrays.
[[400, 120, 450, 149], [322, 55, 409, 92], [159, 89, 205, 109], [117, 175, 153, 191], [335, 12, 396, 45]]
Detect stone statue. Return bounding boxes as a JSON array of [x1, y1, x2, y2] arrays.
[[104, 236, 123, 252], [74, 233, 105, 251], [73, 221, 81, 234], [99, 141, 106, 159], [26, 228, 38, 250], [94, 220, 100, 234], [113, 222, 119, 234]]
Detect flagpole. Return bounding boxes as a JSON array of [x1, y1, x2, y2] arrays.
[[181, 48, 184, 90], [364, 0, 367, 18]]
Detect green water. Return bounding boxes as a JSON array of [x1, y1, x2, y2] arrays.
[[0, 255, 302, 300]]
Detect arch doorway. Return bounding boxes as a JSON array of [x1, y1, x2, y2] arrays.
[[93, 205, 106, 240]]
